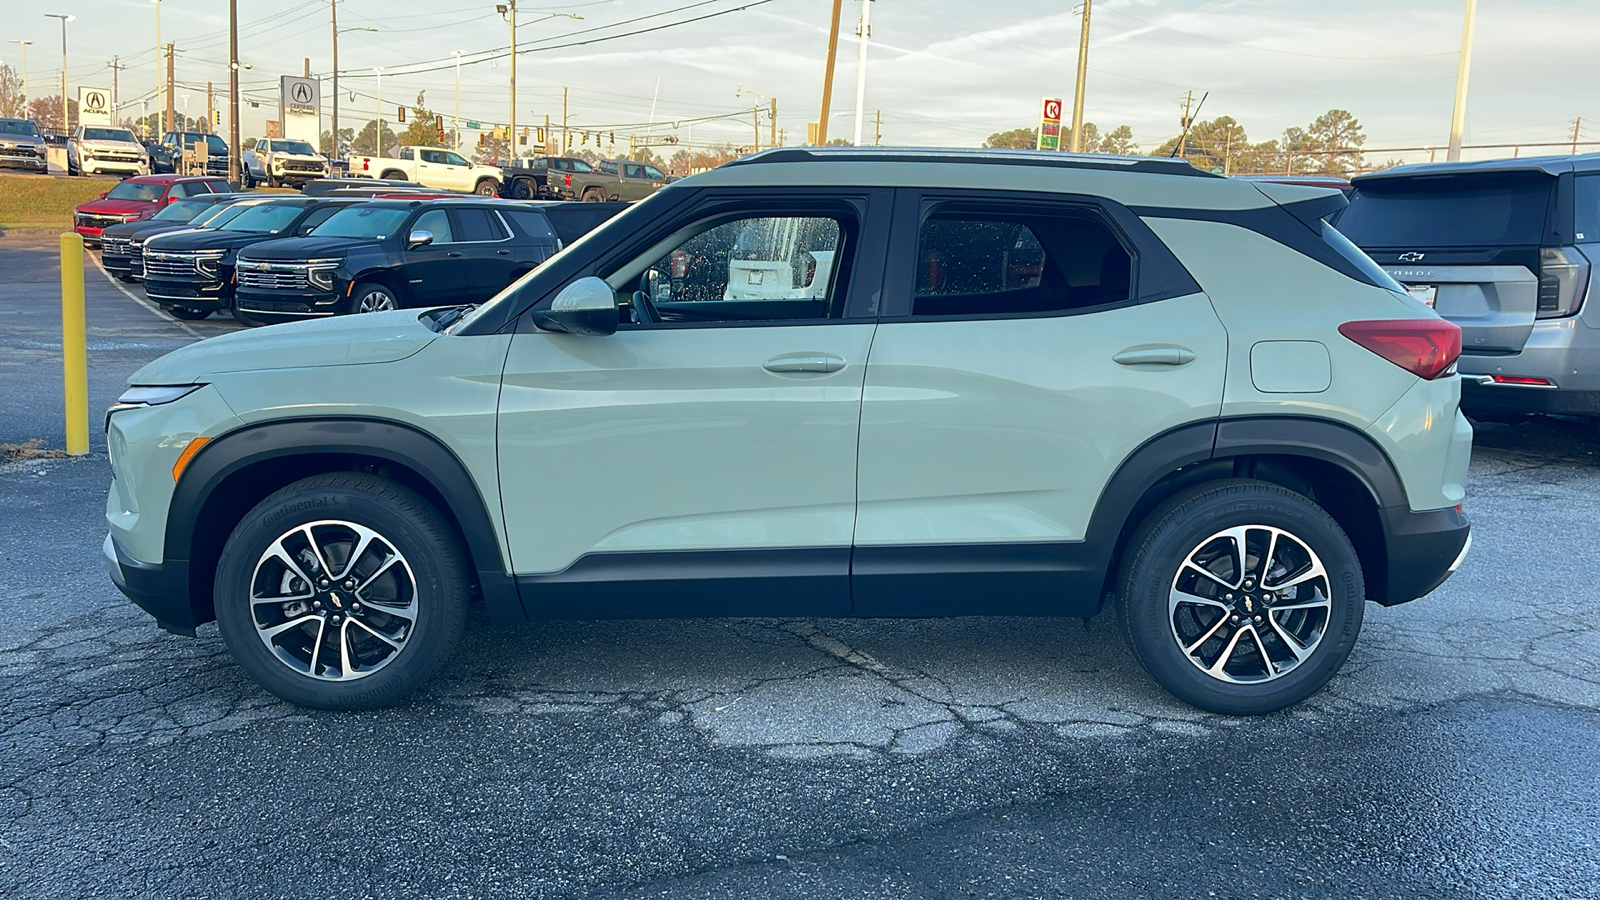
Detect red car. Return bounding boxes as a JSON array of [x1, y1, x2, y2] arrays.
[[73, 174, 232, 245]]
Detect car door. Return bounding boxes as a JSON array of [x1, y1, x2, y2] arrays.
[[851, 190, 1228, 616], [399, 208, 467, 306], [442, 150, 477, 192], [622, 163, 650, 202], [495, 189, 891, 617], [449, 207, 518, 300]]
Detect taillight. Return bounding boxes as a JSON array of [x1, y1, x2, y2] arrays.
[[1536, 247, 1591, 319], [564, 173, 572, 187], [1339, 319, 1462, 380]]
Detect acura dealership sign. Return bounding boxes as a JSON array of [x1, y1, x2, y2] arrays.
[[279, 76, 320, 143]]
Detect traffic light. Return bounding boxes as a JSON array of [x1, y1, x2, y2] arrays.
[[435, 114, 444, 131], [536, 126, 546, 143], [211, 109, 220, 126], [398, 106, 406, 123]]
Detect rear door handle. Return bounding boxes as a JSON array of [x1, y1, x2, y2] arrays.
[[497, 249, 511, 255], [1114, 346, 1196, 367], [763, 354, 846, 374]]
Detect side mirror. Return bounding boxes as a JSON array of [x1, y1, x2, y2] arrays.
[[530, 276, 618, 337], [405, 229, 434, 250], [98, 192, 108, 199]]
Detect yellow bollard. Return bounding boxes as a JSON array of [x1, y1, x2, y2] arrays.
[[60, 232, 89, 456]]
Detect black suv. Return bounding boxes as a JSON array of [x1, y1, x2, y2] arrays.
[[142, 197, 360, 319], [150, 131, 231, 178], [99, 193, 248, 282], [233, 199, 574, 325]]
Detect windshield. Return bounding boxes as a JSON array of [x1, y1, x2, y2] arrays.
[[218, 203, 307, 234], [105, 181, 166, 202], [275, 140, 316, 155], [311, 206, 411, 239], [152, 199, 213, 222], [0, 120, 40, 137], [196, 203, 252, 227], [83, 127, 137, 143], [1339, 173, 1555, 248], [176, 133, 228, 154]]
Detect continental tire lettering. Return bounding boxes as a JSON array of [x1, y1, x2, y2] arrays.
[[262, 496, 340, 527]]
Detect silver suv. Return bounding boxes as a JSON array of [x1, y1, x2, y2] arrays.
[[104, 148, 1473, 715], [1343, 154, 1600, 419], [0, 117, 47, 173]]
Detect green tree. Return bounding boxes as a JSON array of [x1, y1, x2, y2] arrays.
[[1064, 122, 1100, 153], [397, 92, 444, 147], [0, 64, 24, 118], [1152, 116, 1252, 173], [320, 127, 354, 155], [28, 95, 76, 132], [1100, 124, 1137, 155], [1305, 108, 1365, 176], [351, 118, 398, 156], [984, 127, 1037, 149]]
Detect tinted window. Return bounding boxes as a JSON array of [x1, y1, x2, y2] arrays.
[[643, 165, 666, 180], [413, 209, 454, 243], [624, 164, 645, 179], [196, 203, 252, 227], [310, 206, 411, 239], [627, 215, 847, 324], [205, 135, 228, 155], [1320, 221, 1404, 292], [219, 203, 308, 234], [502, 209, 557, 242], [166, 183, 197, 199], [400, 148, 414, 160], [1339, 174, 1555, 248], [153, 199, 213, 222], [83, 127, 137, 142], [296, 206, 343, 232], [105, 181, 166, 202], [454, 209, 508, 242], [443, 151, 470, 167], [1576, 176, 1600, 243], [0, 120, 40, 137], [277, 140, 315, 155], [421, 149, 445, 164], [914, 213, 1131, 316]]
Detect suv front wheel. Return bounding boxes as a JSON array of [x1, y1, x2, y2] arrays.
[[1118, 480, 1365, 716], [213, 472, 470, 709]]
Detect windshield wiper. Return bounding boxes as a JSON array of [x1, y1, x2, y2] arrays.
[[426, 304, 476, 332]]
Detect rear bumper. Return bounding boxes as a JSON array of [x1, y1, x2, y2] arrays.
[[1461, 378, 1600, 416], [1374, 505, 1471, 606], [1457, 315, 1600, 416], [104, 533, 196, 636]]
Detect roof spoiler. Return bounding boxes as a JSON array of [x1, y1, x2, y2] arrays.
[[1249, 181, 1348, 232]]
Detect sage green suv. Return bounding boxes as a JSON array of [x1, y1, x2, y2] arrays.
[[105, 148, 1473, 714]]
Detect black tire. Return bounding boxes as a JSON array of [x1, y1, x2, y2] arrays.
[[582, 188, 606, 202], [1117, 479, 1364, 716], [350, 281, 399, 314], [213, 472, 471, 709], [168, 306, 213, 320], [474, 179, 499, 197], [511, 179, 533, 200]]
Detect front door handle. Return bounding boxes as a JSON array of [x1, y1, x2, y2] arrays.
[[497, 249, 511, 255], [446, 251, 463, 258], [763, 354, 846, 374], [1114, 346, 1196, 367]]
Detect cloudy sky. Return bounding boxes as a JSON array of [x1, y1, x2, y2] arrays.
[[6, 0, 1596, 163]]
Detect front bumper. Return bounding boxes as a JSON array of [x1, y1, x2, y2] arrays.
[[144, 276, 233, 309], [235, 286, 346, 318], [0, 154, 47, 171], [83, 157, 147, 175], [103, 253, 134, 275], [105, 533, 196, 635], [1373, 505, 1471, 606]]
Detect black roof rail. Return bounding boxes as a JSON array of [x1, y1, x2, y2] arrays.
[[722, 146, 1221, 178]]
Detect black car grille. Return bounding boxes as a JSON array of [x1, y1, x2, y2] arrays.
[[237, 266, 309, 291], [0, 146, 43, 158], [283, 161, 323, 173], [101, 236, 132, 255], [143, 252, 200, 278]]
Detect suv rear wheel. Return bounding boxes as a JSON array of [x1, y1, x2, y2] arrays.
[[213, 473, 470, 709], [1118, 480, 1364, 715]]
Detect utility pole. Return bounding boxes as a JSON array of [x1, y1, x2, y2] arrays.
[[107, 56, 126, 124], [874, 109, 881, 146], [1177, 90, 1194, 158], [752, 104, 760, 152], [154, 0, 161, 133], [852, 0, 872, 146], [453, 50, 463, 152], [1069, 0, 1092, 152], [504, 0, 517, 164], [816, 0, 843, 144], [331, 0, 339, 160], [206, 81, 213, 133], [1573, 117, 1583, 156], [543, 113, 550, 154], [165, 42, 175, 135], [1446, 0, 1477, 162], [770, 97, 777, 150], [228, 0, 240, 184], [7, 40, 31, 111], [375, 67, 382, 155], [45, 14, 71, 135], [561, 86, 568, 152]]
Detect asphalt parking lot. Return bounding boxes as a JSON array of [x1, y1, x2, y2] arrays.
[[2, 231, 1598, 898]]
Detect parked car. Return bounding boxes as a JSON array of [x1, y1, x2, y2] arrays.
[[300, 176, 426, 197], [232, 198, 563, 325], [99, 193, 250, 282], [105, 147, 1472, 714], [67, 125, 150, 177], [71, 174, 232, 245], [242, 138, 330, 189], [1342, 154, 1600, 420], [0, 117, 49, 173], [149, 130, 231, 178], [346, 145, 501, 195], [543, 155, 669, 202], [496, 157, 554, 200], [142, 196, 361, 319]]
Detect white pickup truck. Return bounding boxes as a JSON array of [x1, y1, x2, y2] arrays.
[[347, 145, 502, 195], [242, 138, 330, 188]]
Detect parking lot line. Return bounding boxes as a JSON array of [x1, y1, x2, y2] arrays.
[[87, 248, 204, 339]]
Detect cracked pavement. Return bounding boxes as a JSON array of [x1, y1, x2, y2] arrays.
[[3, 233, 1599, 897]]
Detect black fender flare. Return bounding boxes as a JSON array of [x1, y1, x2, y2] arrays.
[[168, 416, 522, 624]]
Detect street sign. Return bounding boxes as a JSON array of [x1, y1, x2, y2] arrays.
[[466, 120, 480, 129], [1037, 96, 1063, 151], [77, 87, 112, 126], [278, 76, 321, 144]]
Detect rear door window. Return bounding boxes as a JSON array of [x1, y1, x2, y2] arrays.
[[454, 208, 509, 242], [502, 209, 557, 242], [1339, 173, 1555, 248], [913, 212, 1132, 316]]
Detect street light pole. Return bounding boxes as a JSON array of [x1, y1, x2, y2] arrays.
[[6, 40, 31, 110], [453, 50, 462, 152], [374, 67, 383, 156], [45, 14, 71, 134], [153, 0, 162, 133], [816, 0, 842, 145], [1446, 0, 1477, 162], [228, 0, 240, 184], [851, 0, 871, 146], [331, 0, 339, 160]]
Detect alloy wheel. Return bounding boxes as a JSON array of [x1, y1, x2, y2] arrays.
[[356, 290, 396, 313], [249, 520, 418, 681], [1168, 524, 1332, 684]]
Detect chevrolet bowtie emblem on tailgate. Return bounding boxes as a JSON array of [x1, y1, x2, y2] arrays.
[[1399, 252, 1426, 262]]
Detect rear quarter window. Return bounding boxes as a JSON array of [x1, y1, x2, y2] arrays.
[[1576, 176, 1600, 243]]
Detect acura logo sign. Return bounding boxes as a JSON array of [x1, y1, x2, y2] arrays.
[[292, 83, 312, 103], [1398, 252, 1426, 262]]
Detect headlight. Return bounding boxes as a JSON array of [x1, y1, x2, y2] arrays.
[[307, 267, 336, 291], [107, 384, 204, 422], [196, 253, 225, 276], [121, 213, 143, 222]]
